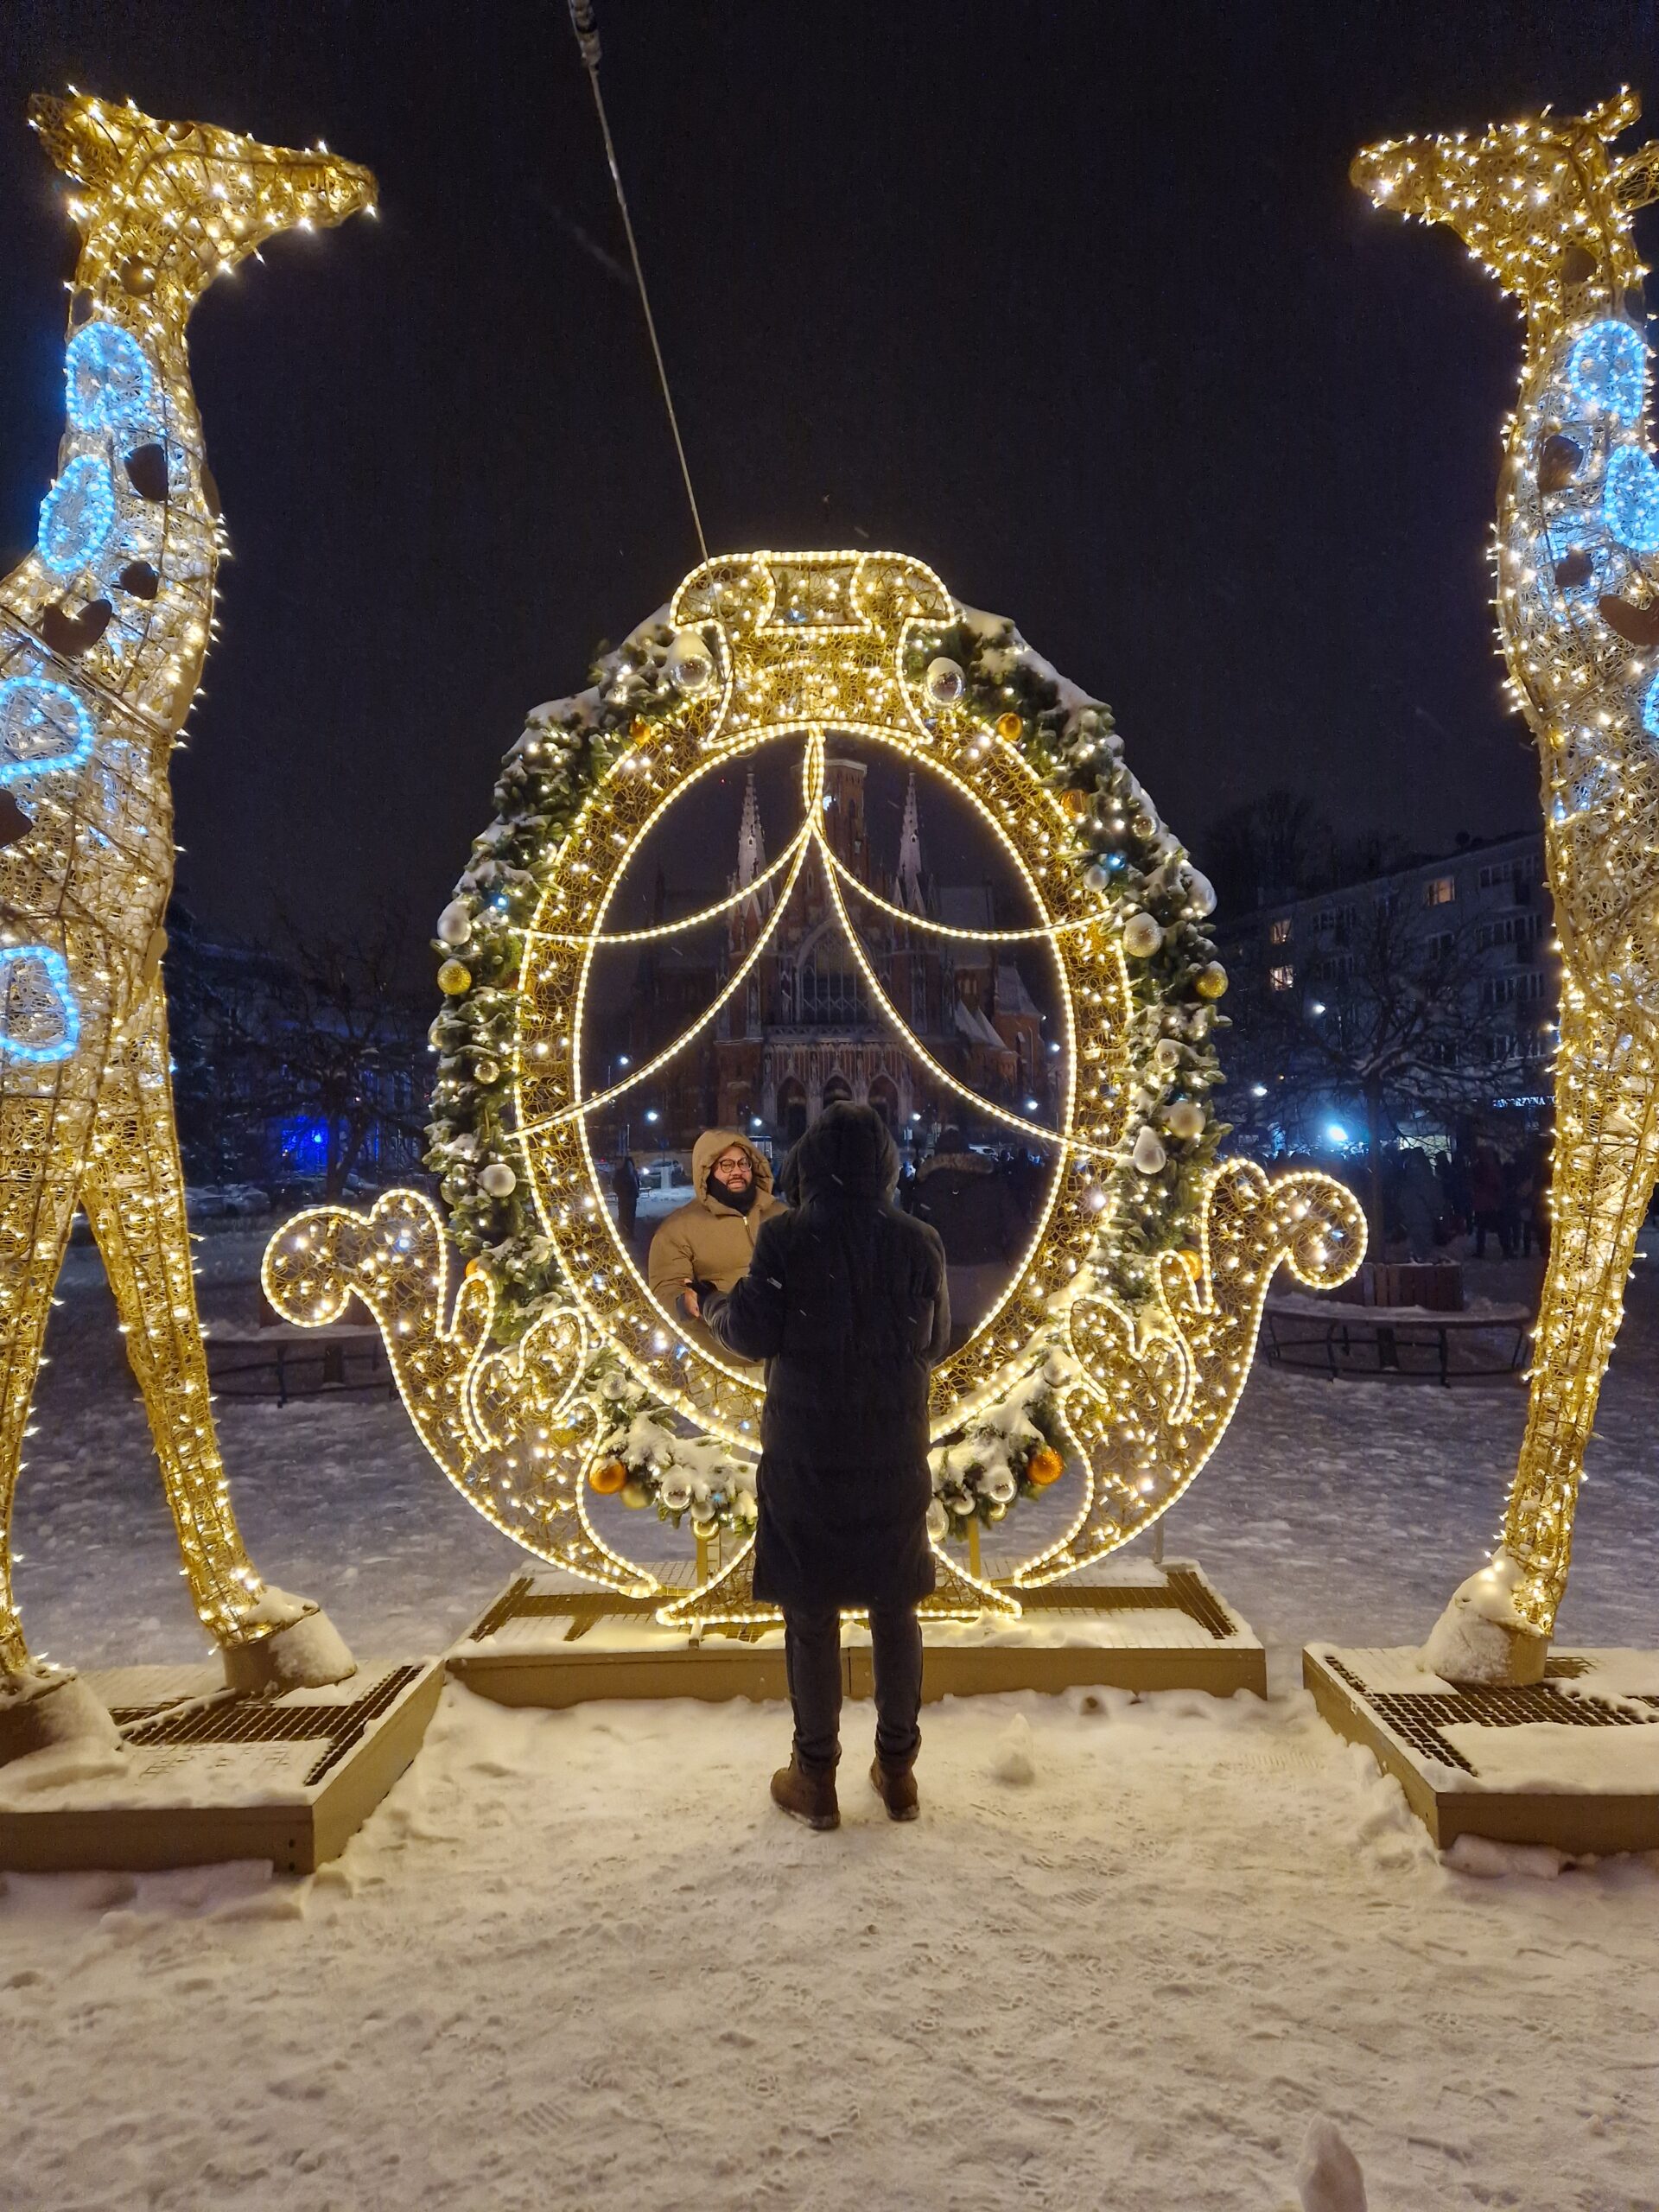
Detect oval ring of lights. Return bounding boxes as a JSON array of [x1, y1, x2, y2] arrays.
[[265, 551, 1363, 1625]]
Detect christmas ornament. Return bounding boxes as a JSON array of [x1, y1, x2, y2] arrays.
[[1132, 1127, 1168, 1174], [925, 656, 965, 705], [436, 899, 472, 946], [1195, 963, 1228, 1000], [478, 1161, 517, 1198], [1122, 912, 1164, 958], [1166, 1100, 1205, 1141], [667, 628, 715, 692]]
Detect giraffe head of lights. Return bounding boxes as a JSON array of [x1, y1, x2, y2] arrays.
[[1351, 89, 1659, 337], [29, 91, 375, 321]]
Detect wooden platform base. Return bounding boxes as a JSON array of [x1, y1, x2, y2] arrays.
[[1305, 1643, 1659, 1855], [0, 1660, 442, 1874], [448, 1557, 1265, 1707]]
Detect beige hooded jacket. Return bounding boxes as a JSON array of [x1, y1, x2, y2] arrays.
[[646, 1128, 786, 1363]]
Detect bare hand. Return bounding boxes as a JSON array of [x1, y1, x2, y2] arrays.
[[682, 1286, 701, 1319]]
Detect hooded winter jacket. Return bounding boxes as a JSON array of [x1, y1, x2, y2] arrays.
[[646, 1128, 786, 1363], [702, 1104, 950, 1610]]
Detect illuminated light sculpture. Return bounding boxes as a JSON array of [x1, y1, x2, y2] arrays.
[[266, 550, 1363, 1628], [0, 92, 376, 1764], [1353, 91, 1659, 1681]]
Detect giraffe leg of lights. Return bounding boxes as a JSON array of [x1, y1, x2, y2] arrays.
[[0, 1084, 95, 1680], [1425, 1000, 1659, 1681], [77, 988, 351, 1686]]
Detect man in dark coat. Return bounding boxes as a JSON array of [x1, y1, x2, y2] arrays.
[[694, 1104, 950, 1832]]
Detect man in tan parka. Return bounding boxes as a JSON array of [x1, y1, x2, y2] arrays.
[[646, 1128, 786, 1363]]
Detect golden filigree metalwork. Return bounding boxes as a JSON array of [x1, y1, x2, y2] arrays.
[[0, 92, 374, 1722], [1355, 92, 1659, 1670], [266, 550, 1363, 1627]]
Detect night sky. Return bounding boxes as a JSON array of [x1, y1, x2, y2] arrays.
[[2, 0, 1656, 952]]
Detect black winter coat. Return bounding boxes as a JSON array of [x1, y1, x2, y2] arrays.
[[702, 1106, 950, 1611]]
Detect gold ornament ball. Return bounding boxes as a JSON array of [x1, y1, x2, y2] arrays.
[[995, 710, 1024, 741], [1122, 912, 1164, 959], [986, 1500, 1008, 1522], [1195, 963, 1228, 1001], [588, 1459, 628, 1496], [1027, 1446, 1065, 1488], [437, 957, 472, 996], [1166, 1099, 1205, 1141], [620, 1479, 651, 1510]]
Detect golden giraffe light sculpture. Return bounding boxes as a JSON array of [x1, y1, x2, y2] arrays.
[[1353, 91, 1659, 1681], [0, 93, 375, 1761], [264, 550, 1365, 1630]]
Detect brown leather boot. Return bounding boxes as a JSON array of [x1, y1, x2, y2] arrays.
[[869, 1756, 919, 1821], [771, 1757, 839, 1830]]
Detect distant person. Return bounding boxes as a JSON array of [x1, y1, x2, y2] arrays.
[[612, 1152, 640, 1244], [908, 1125, 1025, 1344], [646, 1128, 785, 1362], [693, 1105, 950, 1830], [1469, 1145, 1511, 1260], [1395, 1146, 1442, 1263]]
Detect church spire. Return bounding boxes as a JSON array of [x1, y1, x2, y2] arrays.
[[735, 766, 770, 918], [896, 771, 925, 912]]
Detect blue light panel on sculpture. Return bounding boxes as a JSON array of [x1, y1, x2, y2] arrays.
[[0, 674, 96, 785], [0, 945, 80, 1065], [37, 454, 116, 576], [1643, 672, 1659, 745], [1567, 320, 1648, 423], [64, 321, 155, 435], [1604, 447, 1659, 553]]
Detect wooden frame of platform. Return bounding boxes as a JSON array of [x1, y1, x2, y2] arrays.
[[448, 1557, 1265, 1707], [1305, 1643, 1659, 1855], [0, 1660, 443, 1874]]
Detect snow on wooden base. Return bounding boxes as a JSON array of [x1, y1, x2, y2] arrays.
[[448, 1557, 1266, 1707], [1304, 1643, 1659, 1856], [0, 1660, 442, 1875]]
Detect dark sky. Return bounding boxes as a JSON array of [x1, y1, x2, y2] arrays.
[[3, 0, 1656, 951]]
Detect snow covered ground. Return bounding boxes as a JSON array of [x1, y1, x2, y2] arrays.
[[2, 1226, 1656, 2209]]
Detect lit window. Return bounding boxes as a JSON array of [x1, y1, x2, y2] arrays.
[[1268, 963, 1294, 992], [1424, 875, 1456, 906], [1268, 917, 1291, 945]]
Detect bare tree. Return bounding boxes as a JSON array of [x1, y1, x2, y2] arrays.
[[1230, 894, 1535, 1242], [266, 903, 428, 1200]]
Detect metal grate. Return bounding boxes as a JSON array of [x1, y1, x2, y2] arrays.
[[1325, 1655, 1659, 1777], [115, 1665, 423, 1788]]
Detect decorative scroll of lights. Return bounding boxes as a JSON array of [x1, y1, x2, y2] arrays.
[[0, 89, 374, 1701], [1352, 91, 1659, 1669], [265, 552, 1363, 1627]]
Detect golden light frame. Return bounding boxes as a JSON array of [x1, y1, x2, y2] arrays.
[[266, 552, 1363, 1626]]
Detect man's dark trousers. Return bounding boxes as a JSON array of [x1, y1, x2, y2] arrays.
[[783, 1603, 923, 1774]]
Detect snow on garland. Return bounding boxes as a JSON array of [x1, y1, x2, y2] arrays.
[[423, 605, 1230, 1540]]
